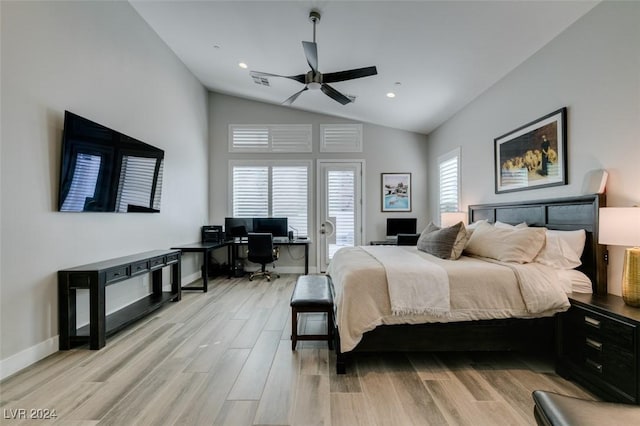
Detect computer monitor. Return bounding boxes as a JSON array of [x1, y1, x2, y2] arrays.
[[253, 217, 288, 237], [224, 217, 253, 238], [386, 218, 417, 239]]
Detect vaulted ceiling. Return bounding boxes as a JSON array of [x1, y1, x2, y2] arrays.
[[130, 1, 597, 134]]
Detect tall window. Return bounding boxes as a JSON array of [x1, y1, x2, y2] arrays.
[[438, 148, 461, 214], [230, 161, 310, 237]]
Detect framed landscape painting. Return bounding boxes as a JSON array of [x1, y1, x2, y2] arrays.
[[381, 173, 411, 212], [494, 107, 567, 194]]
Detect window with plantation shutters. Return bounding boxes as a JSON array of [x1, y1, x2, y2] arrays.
[[116, 156, 163, 212], [229, 124, 312, 153], [438, 148, 461, 214], [230, 161, 310, 237], [320, 124, 363, 152], [232, 166, 269, 217]]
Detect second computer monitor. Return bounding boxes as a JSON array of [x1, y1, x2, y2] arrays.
[[225, 217, 253, 238], [386, 218, 417, 239], [252, 217, 288, 237]]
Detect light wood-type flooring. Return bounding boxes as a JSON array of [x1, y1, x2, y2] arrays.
[[0, 274, 596, 425]]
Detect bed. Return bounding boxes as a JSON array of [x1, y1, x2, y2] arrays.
[[328, 194, 607, 374]]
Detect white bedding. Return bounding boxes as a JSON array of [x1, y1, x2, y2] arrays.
[[326, 246, 571, 353]]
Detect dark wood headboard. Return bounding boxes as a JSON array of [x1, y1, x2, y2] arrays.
[[468, 194, 607, 294]]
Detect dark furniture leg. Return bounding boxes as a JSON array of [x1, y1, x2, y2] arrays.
[[291, 307, 298, 350], [58, 271, 71, 350], [89, 273, 106, 350], [335, 329, 347, 375], [171, 258, 181, 301]]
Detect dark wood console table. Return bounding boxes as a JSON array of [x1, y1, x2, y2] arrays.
[[58, 249, 182, 350]]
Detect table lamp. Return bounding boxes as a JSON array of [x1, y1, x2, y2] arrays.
[[599, 207, 640, 307], [441, 211, 467, 228]]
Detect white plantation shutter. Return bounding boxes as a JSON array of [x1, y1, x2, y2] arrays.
[[116, 156, 161, 212], [232, 166, 269, 217], [231, 161, 310, 236], [229, 125, 311, 152], [320, 124, 363, 152], [439, 148, 460, 213], [271, 125, 312, 152], [272, 166, 308, 237], [229, 126, 269, 152]]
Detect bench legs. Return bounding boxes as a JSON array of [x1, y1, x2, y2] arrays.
[[291, 306, 333, 350]]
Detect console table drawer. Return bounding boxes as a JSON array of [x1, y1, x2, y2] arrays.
[[131, 260, 150, 276], [166, 253, 180, 264], [150, 256, 165, 269], [105, 266, 129, 284]]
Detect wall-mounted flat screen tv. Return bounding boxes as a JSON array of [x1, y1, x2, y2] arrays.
[[58, 111, 164, 212]]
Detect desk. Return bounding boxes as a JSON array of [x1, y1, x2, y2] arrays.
[[171, 241, 231, 292], [230, 238, 311, 276], [58, 249, 181, 350]]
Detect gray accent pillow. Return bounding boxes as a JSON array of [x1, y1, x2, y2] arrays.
[[417, 222, 465, 259]]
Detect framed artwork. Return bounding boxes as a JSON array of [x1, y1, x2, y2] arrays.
[[381, 172, 411, 211], [494, 107, 567, 194]]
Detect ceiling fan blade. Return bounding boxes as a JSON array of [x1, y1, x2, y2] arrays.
[[302, 41, 318, 73], [282, 86, 308, 105], [250, 70, 306, 84], [321, 84, 352, 105], [323, 66, 378, 83]]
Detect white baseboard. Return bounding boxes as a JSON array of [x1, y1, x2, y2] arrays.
[[0, 335, 59, 380], [180, 271, 202, 287]]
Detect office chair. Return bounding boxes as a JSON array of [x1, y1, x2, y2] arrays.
[[247, 233, 280, 281]]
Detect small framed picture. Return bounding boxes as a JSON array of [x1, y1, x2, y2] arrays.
[[381, 173, 411, 212], [494, 107, 567, 194]]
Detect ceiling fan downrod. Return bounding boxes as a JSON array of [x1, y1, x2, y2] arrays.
[[309, 10, 320, 43]]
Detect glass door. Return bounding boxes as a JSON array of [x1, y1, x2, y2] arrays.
[[318, 161, 363, 272]]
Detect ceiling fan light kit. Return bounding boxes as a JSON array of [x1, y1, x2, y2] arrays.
[[250, 9, 378, 106]]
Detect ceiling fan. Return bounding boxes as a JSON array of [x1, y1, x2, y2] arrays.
[[250, 10, 378, 106]]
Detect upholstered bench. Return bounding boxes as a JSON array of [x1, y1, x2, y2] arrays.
[[290, 275, 333, 350], [532, 390, 640, 426]]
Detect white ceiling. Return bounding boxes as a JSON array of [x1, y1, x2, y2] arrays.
[[130, 1, 597, 134]]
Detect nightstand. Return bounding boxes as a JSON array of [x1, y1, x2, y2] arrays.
[[557, 293, 640, 404]]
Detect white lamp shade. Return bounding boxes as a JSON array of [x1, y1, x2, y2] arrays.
[[441, 211, 467, 228], [599, 207, 640, 247]]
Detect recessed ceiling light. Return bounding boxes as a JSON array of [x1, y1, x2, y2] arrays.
[[386, 92, 396, 98], [238, 62, 248, 69]]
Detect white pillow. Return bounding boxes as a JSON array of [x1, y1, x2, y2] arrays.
[[467, 219, 488, 230], [548, 229, 586, 259], [464, 221, 546, 263], [535, 231, 582, 269], [494, 221, 528, 229], [465, 219, 487, 244]]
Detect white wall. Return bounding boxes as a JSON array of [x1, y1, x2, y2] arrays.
[[426, 1, 640, 296], [208, 93, 428, 271], [0, 1, 209, 378]]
